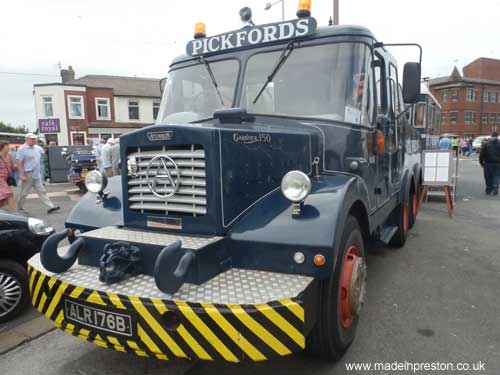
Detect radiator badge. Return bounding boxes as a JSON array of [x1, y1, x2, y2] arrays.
[[233, 133, 272, 144], [147, 131, 173, 141], [146, 155, 180, 199]]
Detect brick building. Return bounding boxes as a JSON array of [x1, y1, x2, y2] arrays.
[[429, 58, 500, 137], [34, 66, 161, 146]]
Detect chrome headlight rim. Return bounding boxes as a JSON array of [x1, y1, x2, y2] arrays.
[[28, 217, 54, 235], [281, 170, 312, 203], [84, 170, 108, 194]]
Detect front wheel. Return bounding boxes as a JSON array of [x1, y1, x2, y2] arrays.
[[306, 215, 367, 361], [0, 260, 29, 323]]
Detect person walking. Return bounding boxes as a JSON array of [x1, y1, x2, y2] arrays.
[[96, 138, 106, 172], [0, 141, 16, 211], [16, 133, 60, 213], [438, 135, 451, 150], [479, 131, 500, 195], [459, 137, 467, 156], [451, 136, 459, 156], [111, 140, 121, 177], [102, 138, 114, 177]]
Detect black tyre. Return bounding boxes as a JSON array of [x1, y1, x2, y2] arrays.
[[306, 215, 367, 361], [389, 201, 409, 247], [0, 260, 30, 323]]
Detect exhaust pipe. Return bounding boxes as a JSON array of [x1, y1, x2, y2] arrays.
[[40, 229, 85, 273]]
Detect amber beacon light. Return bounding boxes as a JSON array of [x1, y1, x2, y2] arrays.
[[194, 22, 206, 39], [297, 0, 312, 18]]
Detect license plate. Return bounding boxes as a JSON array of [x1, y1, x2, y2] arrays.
[[64, 298, 135, 337]]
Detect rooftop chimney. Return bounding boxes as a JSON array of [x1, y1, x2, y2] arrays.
[[61, 65, 75, 84]]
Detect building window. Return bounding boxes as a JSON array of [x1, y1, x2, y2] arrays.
[[464, 111, 476, 124], [451, 88, 459, 101], [68, 96, 84, 119], [496, 113, 500, 124], [441, 112, 447, 124], [450, 111, 458, 124], [95, 98, 110, 120], [70, 131, 86, 145], [465, 88, 477, 102], [442, 90, 448, 102], [128, 100, 140, 120], [491, 92, 498, 103], [153, 101, 160, 120], [482, 113, 488, 125], [483, 91, 489, 103], [42, 96, 53, 117], [490, 113, 495, 124]]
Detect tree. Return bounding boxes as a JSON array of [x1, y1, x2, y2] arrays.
[[0, 122, 30, 134]]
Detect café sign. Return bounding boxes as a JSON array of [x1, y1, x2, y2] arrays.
[[38, 118, 60, 133], [186, 17, 317, 56]]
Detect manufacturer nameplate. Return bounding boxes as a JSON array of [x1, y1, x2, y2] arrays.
[[147, 131, 173, 142], [147, 216, 182, 230], [233, 133, 272, 144], [186, 17, 317, 56]]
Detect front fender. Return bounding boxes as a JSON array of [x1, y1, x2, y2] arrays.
[[229, 174, 371, 279], [65, 176, 123, 232]]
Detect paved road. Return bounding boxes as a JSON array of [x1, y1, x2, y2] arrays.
[[1, 159, 499, 374]]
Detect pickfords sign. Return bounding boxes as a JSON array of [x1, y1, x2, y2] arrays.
[[186, 17, 317, 56]]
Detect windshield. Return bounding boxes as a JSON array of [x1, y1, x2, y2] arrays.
[[242, 43, 373, 125], [157, 59, 239, 124]]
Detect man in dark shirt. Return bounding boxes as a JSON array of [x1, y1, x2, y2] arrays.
[[479, 132, 500, 195]]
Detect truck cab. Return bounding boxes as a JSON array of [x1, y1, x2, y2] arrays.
[[30, 4, 422, 363]]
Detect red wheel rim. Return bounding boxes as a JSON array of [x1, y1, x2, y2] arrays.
[[403, 204, 409, 234], [340, 246, 357, 328]]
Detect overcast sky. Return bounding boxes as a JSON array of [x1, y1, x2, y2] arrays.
[[2, 0, 500, 129]]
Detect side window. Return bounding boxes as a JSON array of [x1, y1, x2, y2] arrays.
[[373, 53, 385, 114], [388, 64, 399, 116]]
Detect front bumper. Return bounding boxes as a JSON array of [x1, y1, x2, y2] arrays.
[[28, 254, 315, 362]]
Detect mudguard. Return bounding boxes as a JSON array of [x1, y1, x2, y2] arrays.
[[400, 168, 416, 204], [65, 176, 124, 232], [229, 174, 371, 279]]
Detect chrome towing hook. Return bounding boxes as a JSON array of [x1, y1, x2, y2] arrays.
[[40, 229, 86, 273], [153, 240, 196, 295]]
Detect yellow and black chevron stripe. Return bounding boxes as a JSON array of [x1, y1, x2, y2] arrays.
[[28, 265, 307, 362]]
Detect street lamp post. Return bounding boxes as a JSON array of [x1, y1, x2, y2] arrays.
[[264, 0, 285, 21]]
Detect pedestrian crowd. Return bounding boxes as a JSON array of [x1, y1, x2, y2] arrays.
[[438, 134, 474, 157], [0, 133, 122, 213]]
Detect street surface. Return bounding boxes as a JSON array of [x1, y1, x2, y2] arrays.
[[1, 158, 499, 374]]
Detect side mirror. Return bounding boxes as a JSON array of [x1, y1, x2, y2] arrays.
[[402, 62, 421, 103]]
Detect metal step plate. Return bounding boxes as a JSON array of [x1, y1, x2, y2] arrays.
[[29, 253, 313, 305], [80, 226, 222, 251]]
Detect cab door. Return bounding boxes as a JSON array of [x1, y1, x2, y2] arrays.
[[387, 63, 402, 194], [373, 53, 391, 207]]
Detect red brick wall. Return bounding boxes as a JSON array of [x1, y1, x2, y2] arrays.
[[64, 90, 88, 144], [463, 58, 500, 81], [85, 88, 114, 123], [430, 83, 500, 136]]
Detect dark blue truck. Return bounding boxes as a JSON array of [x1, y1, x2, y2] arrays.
[[29, 5, 423, 363]]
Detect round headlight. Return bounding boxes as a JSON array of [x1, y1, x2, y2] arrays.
[[281, 171, 311, 203], [85, 170, 107, 193]]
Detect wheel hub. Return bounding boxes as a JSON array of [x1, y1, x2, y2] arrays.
[[0, 272, 22, 318], [340, 246, 367, 328], [349, 258, 367, 316]]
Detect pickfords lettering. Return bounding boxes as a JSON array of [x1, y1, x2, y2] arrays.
[[186, 18, 317, 56]]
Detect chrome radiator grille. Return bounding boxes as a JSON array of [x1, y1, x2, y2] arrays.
[[127, 145, 206, 216]]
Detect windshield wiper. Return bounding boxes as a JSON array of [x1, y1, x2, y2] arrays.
[[198, 56, 225, 106], [252, 41, 295, 104]]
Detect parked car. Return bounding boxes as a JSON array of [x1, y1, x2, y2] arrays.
[[473, 136, 490, 153], [0, 211, 54, 323]]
